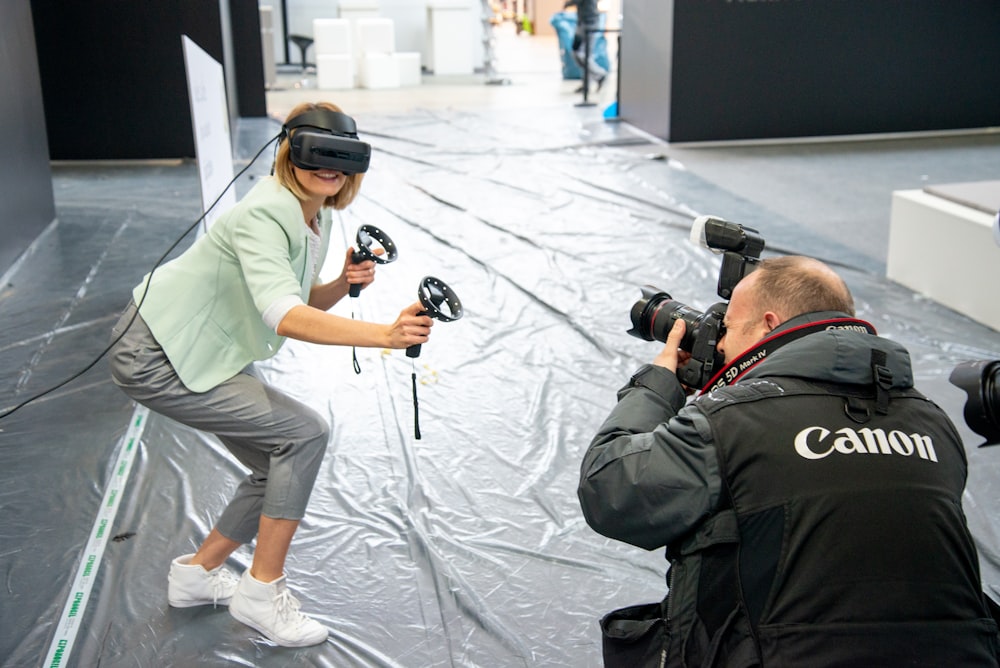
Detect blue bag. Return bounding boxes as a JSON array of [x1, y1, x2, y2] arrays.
[[549, 11, 610, 81]]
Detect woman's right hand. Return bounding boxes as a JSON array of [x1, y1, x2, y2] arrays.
[[387, 302, 433, 349]]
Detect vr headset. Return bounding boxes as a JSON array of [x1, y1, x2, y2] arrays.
[[280, 108, 371, 174]]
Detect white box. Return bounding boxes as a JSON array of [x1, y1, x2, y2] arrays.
[[313, 18, 352, 56], [425, 2, 474, 75], [395, 52, 422, 86], [356, 17, 395, 54], [360, 52, 400, 89], [316, 54, 355, 89], [887, 188, 1000, 332], [338, 0, 380, 22]]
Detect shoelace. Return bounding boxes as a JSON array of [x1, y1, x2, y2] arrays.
[[208, 569, 239, 607], [273, 588, 307, 624]]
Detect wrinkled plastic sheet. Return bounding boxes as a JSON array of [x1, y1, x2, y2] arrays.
[[2, 108, 999, 667]]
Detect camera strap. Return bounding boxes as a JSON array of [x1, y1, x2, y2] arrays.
[[700, 317, 877, 394]]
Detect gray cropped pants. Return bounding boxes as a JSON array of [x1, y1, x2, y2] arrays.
[[109, 301, 329, 544]]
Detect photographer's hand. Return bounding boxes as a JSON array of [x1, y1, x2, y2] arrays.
[[652, 319, 690, 373]]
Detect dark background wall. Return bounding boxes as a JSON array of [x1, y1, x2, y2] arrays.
[[621, 0, 1000, 143], [0, 1, 56, 275], [30, 0, 266, 160]]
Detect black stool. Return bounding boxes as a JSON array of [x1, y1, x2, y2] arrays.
[[288, 34, 314, 70]]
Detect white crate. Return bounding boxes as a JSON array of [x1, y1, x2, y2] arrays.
[[316, 54, 355, 89], [359, 52, 400, 89], [395, 52, 422, 87], [887, 186, 1000, 332], [313, 18, 352, 56], [356, 17, 395, 54]]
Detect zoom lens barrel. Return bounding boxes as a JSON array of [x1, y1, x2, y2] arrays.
[[627, 286, 703, 352]]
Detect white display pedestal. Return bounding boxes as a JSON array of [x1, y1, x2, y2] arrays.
[[338, 0, 380, 21], [338, 0, 380, 81], [317, 54, 354, 89], [886, 182, 1000, 332], [395, 52, 422, 86], [313, 18, 354, 89], [425, 1, 474, 75], [313, 18, 351, 56], [360, 52, 400, 89]]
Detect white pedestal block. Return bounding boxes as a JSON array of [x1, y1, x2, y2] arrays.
[[316, 54, 355, 89], [425, 1, 474, 75], [356, 18, 395, 53], [360, 52, 400, 89], [395, 52, 422, 86], [338, 4, 382, 80], [338, 0, 380, 21], [887, 187, 1000, 332], [313, 18, 352, 56]]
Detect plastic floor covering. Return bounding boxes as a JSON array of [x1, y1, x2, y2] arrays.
[[2, 108, 1000, 667]]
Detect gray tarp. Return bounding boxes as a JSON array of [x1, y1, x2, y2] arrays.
[[2, 109, 998, 667]]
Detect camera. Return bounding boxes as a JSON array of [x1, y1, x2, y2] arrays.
[[627, 216, 765, 389], [949, 359, 1000, 447]]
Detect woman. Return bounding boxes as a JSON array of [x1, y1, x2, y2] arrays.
[[109, 101, 432, 647]]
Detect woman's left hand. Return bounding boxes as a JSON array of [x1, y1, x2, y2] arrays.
[[341, 247, 383, 293]]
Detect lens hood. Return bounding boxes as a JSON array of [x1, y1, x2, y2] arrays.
[[949, 359, 1000, 446]]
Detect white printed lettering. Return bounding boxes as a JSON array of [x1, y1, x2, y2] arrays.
[[793, 426, 938, 463]]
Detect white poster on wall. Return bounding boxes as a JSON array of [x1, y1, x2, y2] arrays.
[[181, 35, 236, 233]]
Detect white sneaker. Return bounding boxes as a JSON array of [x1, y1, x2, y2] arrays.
[[167, 554, 240, 608], [229, 571, 328, 647]]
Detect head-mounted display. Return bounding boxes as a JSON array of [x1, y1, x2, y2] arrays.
[[281, 108, 371, 174]]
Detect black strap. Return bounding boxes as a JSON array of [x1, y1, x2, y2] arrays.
[[350, 304, 362, 374], [844, 395, 871, 424], [871, 348, 892, 415], [412, 371, 422, 440], [701, 318, 877, 394]]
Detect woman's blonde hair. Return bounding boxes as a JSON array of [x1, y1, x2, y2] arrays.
[[273, 101, 365, 210]]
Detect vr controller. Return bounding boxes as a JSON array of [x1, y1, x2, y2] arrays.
[[282, 108, 372, 175], [407, 276, 464, 358], [343, 225, 462, 356], [349, 225, 398, 297]]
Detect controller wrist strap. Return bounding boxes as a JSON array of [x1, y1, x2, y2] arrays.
[[411, 361, 422, 440]]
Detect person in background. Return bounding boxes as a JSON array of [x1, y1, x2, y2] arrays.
[[565, 0, 607, 92], [579, 255, 1000, 666], [109, 101, 432, 648]]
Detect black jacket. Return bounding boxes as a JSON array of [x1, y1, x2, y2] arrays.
[[580, 312, 999, 666], [565, 0, 600, 25]]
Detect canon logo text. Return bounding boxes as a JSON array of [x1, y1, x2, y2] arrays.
[[794, 426, 938, 462]]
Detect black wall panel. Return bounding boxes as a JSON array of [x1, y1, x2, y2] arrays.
[[31, 0, 265, 160], [621, 0, 1000, 143], [1, 1, 56, 274], [231, 0, 267, 119]]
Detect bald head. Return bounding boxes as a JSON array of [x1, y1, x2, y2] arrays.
[[745, 256, 855, 320]]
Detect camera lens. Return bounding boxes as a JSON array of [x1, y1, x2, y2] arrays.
[[949, 360, 1000, 445], [627, 286, 702, 351]]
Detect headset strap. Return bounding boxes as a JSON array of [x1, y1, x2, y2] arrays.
[[282, 109, 359, 138]]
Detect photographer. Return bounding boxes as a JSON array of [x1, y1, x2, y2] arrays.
[[579, 256, 999, 666]]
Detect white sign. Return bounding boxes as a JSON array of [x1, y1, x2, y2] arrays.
[[182, 35, 236, 232]]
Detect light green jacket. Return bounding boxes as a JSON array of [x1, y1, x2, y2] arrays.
[[133, 177, 332, 392]]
